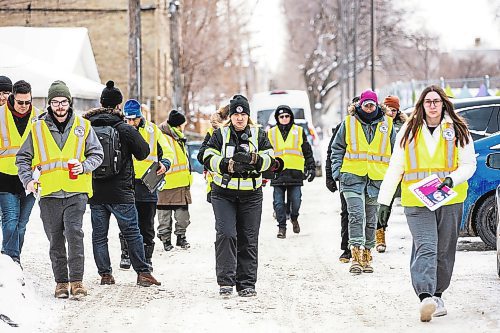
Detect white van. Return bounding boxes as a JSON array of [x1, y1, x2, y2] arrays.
[[250, 90, 313, 126], [250, 90, 322, 176]]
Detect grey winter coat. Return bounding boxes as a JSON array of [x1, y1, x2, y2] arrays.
[[16, 108, 104, 198], [330, 104, 396, 198]]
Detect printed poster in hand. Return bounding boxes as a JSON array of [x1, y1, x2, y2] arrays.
[[408, 174, 457, 211]]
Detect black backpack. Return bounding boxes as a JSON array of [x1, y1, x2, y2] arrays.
[[92, 124, 123, 179]]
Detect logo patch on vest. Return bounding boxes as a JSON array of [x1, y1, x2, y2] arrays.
[[442, 127, 455, 141], [146, 125, 154, 133], [379, 124, 388, 133], [74, 126, 85, 137]]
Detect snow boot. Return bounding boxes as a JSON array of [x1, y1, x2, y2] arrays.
[[349, 247, 363, 275], [277, 227, 286, 239], [54, 282, 69, 299], [100, 273, 115, 285], [376, 228, 386, 253], [119, 233, 131, 269], [238, 288, 257, 297], [163, 239, 174, 251], [70, 281, 88, 299], [219, 286, 233, 298], [176, 235, 191, 249], [144, 244, 155, 272], [291, 219, 300, 234], [339, 249, 351, 263], [362, 248, 374, 273], [137, 272, 161, 287]]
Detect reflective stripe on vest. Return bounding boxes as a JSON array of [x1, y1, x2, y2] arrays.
[[0, 105, 41, 175], [268, 124, 304, 171], [161, 134, 191, 190], [340, 115, 393, 180], [401, 123, 468, 207], [134, 121, 160, 179], [31, 116, 92, 197]]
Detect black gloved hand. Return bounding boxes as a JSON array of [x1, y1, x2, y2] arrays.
[[326, 177, 338, 193], [304, 169, 315, 182], [270, 157, 284, 173], [229, 159, 255, 173], [232, 152, 259, 164], [437, 177, 454, 190], [378, 204, 391, 228]]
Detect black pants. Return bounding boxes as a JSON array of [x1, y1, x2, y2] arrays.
[[211, 187, 263, 291], [136, 201, 157, 246], [340, 191, 349, 251]]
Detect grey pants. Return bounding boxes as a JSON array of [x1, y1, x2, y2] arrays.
[[157, 205, 190, 242], [39, 194, 87, 283], [404, 203, 462, 297], [344, 191, 378, 249]]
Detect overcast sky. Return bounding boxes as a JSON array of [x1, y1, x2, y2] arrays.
[[249, 0, 500, 73]]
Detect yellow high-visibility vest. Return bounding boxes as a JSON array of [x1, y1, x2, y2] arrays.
[[133, 120, 174, 179], [267, 124, 304, 171], [205, 127, 215, 194], [203, 126, 274, 191], [0, 105, 41, 175], [340, 115, 393, 180], [401, 123, 468, 207], [31, 116, 92, 197], [161, 133, 192, 190]]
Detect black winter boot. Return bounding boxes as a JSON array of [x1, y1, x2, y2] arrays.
[[277, 227, 286, 239], [163, 240, 174, 251], [144, 244, 155, 272], [176, 235, 190, 249], [119, 233, 131, 269]]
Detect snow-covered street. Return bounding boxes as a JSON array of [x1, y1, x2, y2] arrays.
[[2, 173, 500, 332]]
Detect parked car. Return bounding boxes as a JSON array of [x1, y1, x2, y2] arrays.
[[186, 141, 204, 174], [460, 132, 500, 248], [266, 116, 323, 177]]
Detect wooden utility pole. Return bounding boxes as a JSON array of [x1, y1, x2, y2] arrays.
[[370, 0, 375, 91], [169, 0, 182, 110], [128, 0, 142, 101]]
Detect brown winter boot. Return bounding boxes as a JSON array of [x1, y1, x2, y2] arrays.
[[376, 228, 386, 253], [291, 219, 300, 234], [54, 282, 69, 299], [70, 281, 88, 299], [277, 227, 286, 239], [349, 247, 363, 275], [100, 273, 115, 285], [137, 272, 161, 287], [362, 249, 374, 273]]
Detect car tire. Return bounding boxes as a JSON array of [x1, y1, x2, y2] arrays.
[[475, 194, 497, 250]]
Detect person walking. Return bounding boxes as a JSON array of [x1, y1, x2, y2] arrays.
[[156, 110, 192, 251], [330, 89, 395, 275], [84, 81, 162, 287], [16, 80, 104, 298], [197, 104, 230, 203], [120, 99, 173, 269], [375, 95, 408, 253], [267, 105, 315, 239], [202, 94, 278, 297], [378, 85, 476, 322], [0, 80, 40, 266]]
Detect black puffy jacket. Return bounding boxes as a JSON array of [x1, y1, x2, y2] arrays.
[[84, 108, 150, 204]]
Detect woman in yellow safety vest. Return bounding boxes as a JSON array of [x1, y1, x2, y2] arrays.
[[378, 85, 476, 323]]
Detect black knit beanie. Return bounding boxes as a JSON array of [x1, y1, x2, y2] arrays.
[[0, 76, 12, 92], [229, 94, 250, 116], [167, 110, 186, 127], [100, 80, 123, 108]]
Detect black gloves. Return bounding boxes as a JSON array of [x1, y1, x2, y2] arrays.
[[378, 204, 391, 228], [437, 177, 454, 190], [326, 177, 338, 193], [228, 159, 255, 173], [270, 157, 284, 173], [232, 152, 260, 165], [304, 168, 315, 182]]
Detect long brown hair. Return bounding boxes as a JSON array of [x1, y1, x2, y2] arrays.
[[401, 85, 470, 148]]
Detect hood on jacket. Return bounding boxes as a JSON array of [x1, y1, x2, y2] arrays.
[[347, 103, 387, 124], [381, 103, 408, 124], [210, 105, 230, 130], [274, 105, 295, 124], [83, 107, 124, 126]]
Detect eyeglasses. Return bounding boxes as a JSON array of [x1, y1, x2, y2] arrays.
[[424, 99, 442, 107], [0, 92, 10, 97], [50, 99, 70, 107], [15, 99, 31, 106], [278, 114, 290, 119]]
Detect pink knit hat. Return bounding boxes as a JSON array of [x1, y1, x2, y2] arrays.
[[359, 90, 378, 106]]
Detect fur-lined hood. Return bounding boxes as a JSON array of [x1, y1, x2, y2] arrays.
[[347, 102, 390, 116], [210, 105, 229, 129], [82, 107, 124, 120]]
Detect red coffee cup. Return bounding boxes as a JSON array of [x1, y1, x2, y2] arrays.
[[68, 159, 79, 180]]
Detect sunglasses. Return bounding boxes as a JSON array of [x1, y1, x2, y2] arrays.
[[279, 114, 290, 119], [15, 99, 32, 106]]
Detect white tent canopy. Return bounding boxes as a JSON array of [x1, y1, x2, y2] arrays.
[[0, 27, 103, 99]]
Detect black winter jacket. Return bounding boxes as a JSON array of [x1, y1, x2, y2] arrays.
[[270, 122, 315, 187], [84, 108, 150, 204], [325, 124, 341, 182]]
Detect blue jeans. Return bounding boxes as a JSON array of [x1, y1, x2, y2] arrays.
[[273, 186, 302, 229], [90, 203, 150, 275], [0, 192, 35, 260]]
